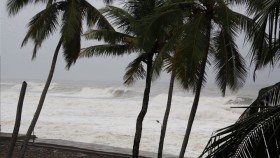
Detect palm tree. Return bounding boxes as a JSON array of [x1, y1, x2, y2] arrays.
[[244, 0, 280, 77], [135, 5, 194, 157], [80, 1, 170, 157], [142, 0, 249, 157], [200, 82, 280, 158], [6, 0, 112, 157], [199, 1, 280, 157], [154, 1, 249, 157], [127, 0, 247, 157], [178, 1, 249, 156]]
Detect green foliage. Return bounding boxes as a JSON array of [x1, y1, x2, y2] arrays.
[[61, 0, 82, 68], [84, 29, 134, 44], [212, 28, 247, 96], [80, 44, 135, 58], [238, 82, 280, 121], [7, 0, 113, 68], [201, 82, 280, 158], [244, 0, 280, 78], [21, 3, 60, 59], [124, 54, 146, 85], [142, 0, 249, 94], [81, 0, 169, 84]]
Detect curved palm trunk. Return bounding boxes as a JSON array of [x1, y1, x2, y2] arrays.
[[132, 54, 154, 158], [179, 20, 212, 158], [7, 82, 27, 158], [19, 39, 62, 158], [157, 73, 175, 158]]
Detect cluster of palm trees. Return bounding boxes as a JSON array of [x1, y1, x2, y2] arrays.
[[6, 0, 279, 158]]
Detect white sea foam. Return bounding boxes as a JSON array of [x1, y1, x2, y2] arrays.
[[0, 81, 258, 157]]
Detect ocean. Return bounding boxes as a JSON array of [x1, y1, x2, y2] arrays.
[[0, 80, 262, 157]]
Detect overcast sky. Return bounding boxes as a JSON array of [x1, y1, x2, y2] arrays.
[[0, 1, 279, 86]]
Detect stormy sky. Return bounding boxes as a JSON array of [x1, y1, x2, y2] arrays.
[[1, 1, 279, 86]]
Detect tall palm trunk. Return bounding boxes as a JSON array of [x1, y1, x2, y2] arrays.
[[19, 39, 63, 158], [7, 82, 27, 158], [157, 73, 175, 158], [179, 18, 212, 158], [132, 54, 154, 158]]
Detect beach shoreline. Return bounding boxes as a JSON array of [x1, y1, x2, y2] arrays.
[[0, 133, 177, 158]]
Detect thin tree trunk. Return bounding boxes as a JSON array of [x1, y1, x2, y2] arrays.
[[179, 18, 212, 158], [132, 54, 154, 158], [7, 82, 27, 158], [18, 39, 62, 158], [157, 73, 175, 158]]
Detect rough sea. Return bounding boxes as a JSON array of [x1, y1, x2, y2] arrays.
[[1, 80, 263, 157]]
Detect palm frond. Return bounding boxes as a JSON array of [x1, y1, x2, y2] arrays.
[[201, 82, 280, 158], [253, 0, 280, 47], [139, 8, 184, 50], [261, 39, 280, 67], [124, 0, 164, 18], [84, 29, 134, 44], [173, 13, 209, 91], [238, 82, 280, 121], [21, 2, 60, 59], [61, 0, 83, 68], [80, 44, 136, 58], [212, 29, 247, 96], [81, 0, 114, 30], [123, 54, 146, 85], [214, 0, 240, 35], [211, 2, 247, 95], [101, 5, 135, 34], [200, 106, 280, 158], [7, 0, 48, 16], [246, 0, 280, 75], [151, 50, 171, 81]]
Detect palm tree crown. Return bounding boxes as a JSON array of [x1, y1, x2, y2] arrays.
[[7, 0, 113, 67]]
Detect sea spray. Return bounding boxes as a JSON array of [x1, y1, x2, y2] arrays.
[[1, 81, 260, 157]]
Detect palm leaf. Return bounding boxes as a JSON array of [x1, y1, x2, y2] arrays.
[[200, 82, 280, 158], [200, 106, 280, 158], [84, 29, 135, 45], [21, 2, 60, 59], [212, 29, 247, 96], [151, 50, 171, 81], [61, 0, 82, 68], [80, 44, 136, 58], [246, 0, 280, 76], [212, 2, 247, 95], [81, 0, 114, 30], [173, 13, 209, 91], [123, 54, 146, 85], [101, 5, 135, 34], [7, 0, 48, 16], [139, 7, 184, 50], [238, 82, 280, 121]]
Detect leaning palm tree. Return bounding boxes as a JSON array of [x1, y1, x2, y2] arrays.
[[142, 0, 249, 157], [80, 1, 170, 157], [138, 4, 199, 156], [6, 0, 113, 157], [151, 1, 249, 157], [200, 82, 280, 158], [135, 0, 248, 157]]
